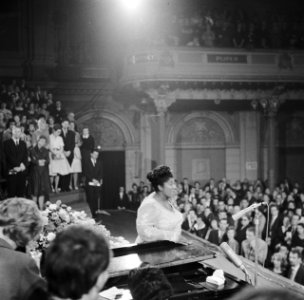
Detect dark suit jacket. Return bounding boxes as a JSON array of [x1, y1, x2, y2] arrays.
[[286, 264, 304, 285], [3, 138, 28, 174], [84, 158, 103, 184], [61, 130, 75, 165], [208, 229, 228, 246], [269, 216, 283, 250], [115, 192, 130, 208], [0, 238, 47, 300]]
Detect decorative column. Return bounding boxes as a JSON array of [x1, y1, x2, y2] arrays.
[[252, 96, 281, 191], [147, 87, 176, 166]]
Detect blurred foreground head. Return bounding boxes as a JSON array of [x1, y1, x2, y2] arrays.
[[45, 225, 111, 300], [128, 263, 173, 300]]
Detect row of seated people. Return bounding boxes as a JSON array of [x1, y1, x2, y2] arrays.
[[122, 177, 304, 285], [128, 4, 304, 49], [2, 198, 302, 300]]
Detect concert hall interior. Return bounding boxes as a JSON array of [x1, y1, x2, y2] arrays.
[[1, 0, 304, 299]]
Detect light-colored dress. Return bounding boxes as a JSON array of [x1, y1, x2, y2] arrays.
[[136, 192, 183, 243], [49, 134, 71, 176], [71, 145, 82, 173]]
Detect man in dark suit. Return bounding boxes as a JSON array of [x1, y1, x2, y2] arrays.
[[286, 247, 304, 285], [83, 148, 103, 218], [115, 186, 130, 209], [60, 119, 75, 191], [268, 204, 283, 252], [3, 126, 28, 197], [208, 218, 228, 246]]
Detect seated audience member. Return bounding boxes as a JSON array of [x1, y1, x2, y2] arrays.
[[44, 225, 111, 300], [193, 216, 208, 239], [116, 186, 130, 209], [291, 222, 304, 249], [227, 226, 239, 254], [0, 198, 46, 300], [285, 247, 304, 285], [235, 214, 251, 246], [270, 252, 284, 275], [128, 264, 173, 300], [241, 226, 268, 265], [208, 218, 228, 246]]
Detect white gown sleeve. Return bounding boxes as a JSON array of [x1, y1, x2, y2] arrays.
[[136, 202, 181, 242]]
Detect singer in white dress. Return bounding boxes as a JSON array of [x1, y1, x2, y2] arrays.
[[136, 165, 183, 243]]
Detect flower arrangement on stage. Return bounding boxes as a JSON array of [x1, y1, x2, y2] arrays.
[[28, 200, 129, 261]]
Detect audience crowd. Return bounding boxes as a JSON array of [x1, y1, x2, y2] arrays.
[[129, 4, 304, 49], [0, 79, 97, 209], [125, 176, 304, 285]]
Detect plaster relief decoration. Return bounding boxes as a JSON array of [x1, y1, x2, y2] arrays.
[[192, 159, 210, 181], [82, 118, 125, 148], [176, 117, 225, 145], [279, 117, 304, 146]]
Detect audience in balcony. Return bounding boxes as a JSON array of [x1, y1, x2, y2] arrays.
[[127, 4, 304, 50]]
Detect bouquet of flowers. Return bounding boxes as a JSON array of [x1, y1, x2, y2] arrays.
[[28, 200, 129, 263]]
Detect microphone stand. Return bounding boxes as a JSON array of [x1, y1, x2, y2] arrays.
[[254, 207, 259, 286]]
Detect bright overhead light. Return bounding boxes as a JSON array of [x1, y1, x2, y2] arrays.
[[119, 0, 142, 13]]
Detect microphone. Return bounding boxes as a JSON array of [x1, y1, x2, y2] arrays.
[[232, 202, 267, 221], [220, 242, 247, 273]]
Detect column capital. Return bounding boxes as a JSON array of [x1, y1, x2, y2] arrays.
[[147, 86, 176, 114]]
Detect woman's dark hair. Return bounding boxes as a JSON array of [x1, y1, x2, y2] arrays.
[[45, 225, 111, 300], [128, 266, 173, 300], [53, 123, 61, 132], [146, 165, 173, 192]]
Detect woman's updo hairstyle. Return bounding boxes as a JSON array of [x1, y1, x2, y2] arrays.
[[147, 165, 173, 192]]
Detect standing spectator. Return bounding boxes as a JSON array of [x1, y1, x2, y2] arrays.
[[60, 119, 75, 192], [49, 124, 71, 193], [29, 135, 50, 210], [80, 127, 95, 177], [48, 116, 55, 134], [2, 118, 15, 141], [241, 226, 268, 265], [69, 121, 82, 190], [52, 100, 66, 124], [32, 115, 50, 148], [3, 126, 28, 197], [83, 148, 103, 218]]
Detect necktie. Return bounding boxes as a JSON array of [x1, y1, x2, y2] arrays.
[[92, 159, 95, 167], [16, 140, 19, 146]]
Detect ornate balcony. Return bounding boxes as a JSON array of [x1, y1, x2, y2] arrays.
[[119, 47, 304, 87]]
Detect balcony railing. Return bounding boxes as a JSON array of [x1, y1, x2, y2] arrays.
[[119, 47, 304, 86]]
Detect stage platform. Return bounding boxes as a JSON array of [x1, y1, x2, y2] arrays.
[[51, 191, 304, 296]]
